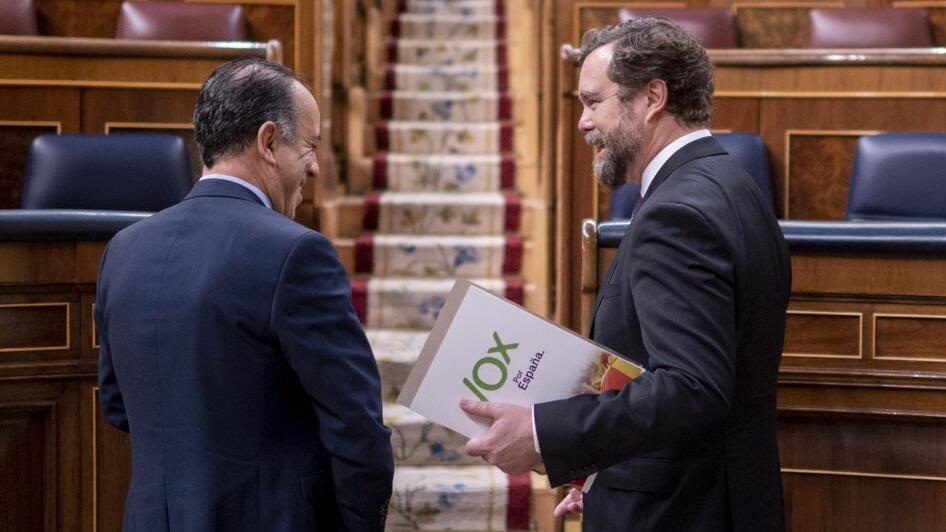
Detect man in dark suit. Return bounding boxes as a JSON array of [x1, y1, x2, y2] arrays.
[[96, 58, 394, 531], [460, 18, 790, 531]]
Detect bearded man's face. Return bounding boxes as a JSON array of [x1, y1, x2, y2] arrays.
[[584, 108, 642, 190]]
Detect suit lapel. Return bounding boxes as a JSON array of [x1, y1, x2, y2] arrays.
[[588, 136, 727, 337]]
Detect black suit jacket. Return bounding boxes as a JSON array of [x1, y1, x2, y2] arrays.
[[97, 179, 394, 531], [535, 137, 791, 531]]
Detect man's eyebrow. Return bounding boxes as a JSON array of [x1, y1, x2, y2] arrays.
[[578, 90, 598, 103], [308, 134, 321, 144]]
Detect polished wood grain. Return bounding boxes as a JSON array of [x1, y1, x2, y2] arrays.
[[92, 386, 131, 532], [735, 6, 811, 49], [785, 134, 858, 220], [0, 124, 60, 209], [0, 403, 49, 531], [0, 303, 70, 354], [784, 311, 861, 357], [875, 314, 946, 361]]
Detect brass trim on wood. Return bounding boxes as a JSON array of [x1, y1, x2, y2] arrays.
[[0, 120, 62, 133], [872, 313, 946, 363], [91, 303, 99, 350], [782, 468, 946, 483], [104, 122, 194, 133], [92, 386, 100, 532], [0, 302, 71, 353], [783, 309, 864, 359], [782, 129, 882, 219]]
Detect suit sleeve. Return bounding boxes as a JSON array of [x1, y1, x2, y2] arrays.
[[271, 231, 394, 531], [535, 201, 736, 486], [96, 242, 129, 433]]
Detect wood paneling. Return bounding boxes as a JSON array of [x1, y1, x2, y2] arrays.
[[782, 473, 946, 531], [35, 0, 125, 38], [0, 123, 60, 209], [0, 403, 52, 531], [784, 132, 861, 220], [92, 387, 131, 532], [758, 98, 946, 220], [875, 314, 946, 362], [783, 311, 861, 358], [0, 303, 70, 354], [734, 6, 813, 49], [244, 5, 296, 70]]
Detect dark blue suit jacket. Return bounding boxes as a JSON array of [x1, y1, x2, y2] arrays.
[[536, 137, 790, 531], [96, 179, 393, 532]]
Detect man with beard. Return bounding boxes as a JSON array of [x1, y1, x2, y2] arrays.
[[459, 18, 791, 531]]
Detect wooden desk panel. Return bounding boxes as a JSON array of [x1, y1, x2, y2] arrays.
[[0, 241, 122, 532]]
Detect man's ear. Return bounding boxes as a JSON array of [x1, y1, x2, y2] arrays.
[[643, 79, 668, 123], [257, 121, 279, 165]]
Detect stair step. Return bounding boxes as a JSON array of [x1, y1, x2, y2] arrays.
[[323, 194, 539, 238], [373, 91, 512, 122], [354, 153, 516, 194], [385, 402, 478, 466], [337, 234, 526, 278], [383, 64, 507, 92], [352, 277, 529, 330], [389, 466, 531, 531], [374, 121, 513, 155], [365, 192, 520, 235], [399, 0, 504, 17], [392, 14, 505, 40], [388, 39, 506, 66], [369, 328, 426, 402]]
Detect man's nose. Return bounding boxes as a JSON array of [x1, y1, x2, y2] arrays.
[[578, 108, 594, 132]]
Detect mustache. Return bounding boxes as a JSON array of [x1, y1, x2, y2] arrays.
[[584, 131, 606, 149]]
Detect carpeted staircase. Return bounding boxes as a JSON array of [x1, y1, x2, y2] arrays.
[[327, 1, 553, 529]]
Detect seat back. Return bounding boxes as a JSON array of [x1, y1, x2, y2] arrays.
[[22, 134, 193, 211], [809, 8, 932, 48], [609, 182, 642, 220], [115, 1, 246, 41], [0, 0, 38, 35], [846, 133, 946, 221], [618, 8, 738, 48], [715, 132, 773, 207]]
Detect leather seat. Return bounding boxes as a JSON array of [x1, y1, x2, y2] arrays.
[[21, 134, 193, 211], [715, 132, 773, 207], [846, 133, 946, 221], [618, 8, 738, 48], [0, 0, 39, 35], [610, 133, 772, 219], [115, 1, 247, 41], [809, 8, 932, 48]]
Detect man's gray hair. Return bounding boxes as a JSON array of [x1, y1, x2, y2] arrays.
[[579, 17, 714, 127], [193, 57, 304, 167]]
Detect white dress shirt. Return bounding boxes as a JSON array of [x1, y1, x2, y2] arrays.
[[531, 128, 712, 455], [199, 174, 273, 210]]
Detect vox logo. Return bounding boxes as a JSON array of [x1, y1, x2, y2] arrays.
[[461, 332, 519, 401]]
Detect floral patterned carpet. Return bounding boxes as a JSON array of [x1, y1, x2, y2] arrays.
[[351, 1, 534, 529]]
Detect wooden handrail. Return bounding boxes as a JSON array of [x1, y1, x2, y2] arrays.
[[0, 35, 282, 64]]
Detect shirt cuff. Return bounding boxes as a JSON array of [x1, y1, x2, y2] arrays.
[[531, 406, 541, 454]]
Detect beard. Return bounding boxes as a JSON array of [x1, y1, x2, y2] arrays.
[[584, 111, 642, 190]]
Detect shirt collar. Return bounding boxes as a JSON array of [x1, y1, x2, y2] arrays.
[[199, 174, 272, 209], [639, 129, 712, 197]]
